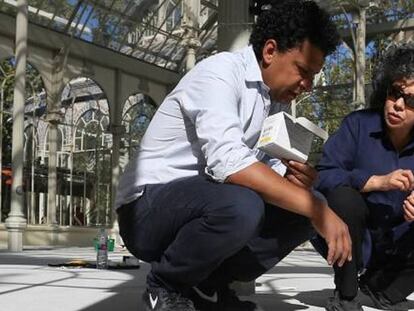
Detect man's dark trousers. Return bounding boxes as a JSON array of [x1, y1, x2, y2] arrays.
[[117, 175, 313, 292]]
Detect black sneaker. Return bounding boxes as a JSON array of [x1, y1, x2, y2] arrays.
[[143, 286, 196, 311], [325, 291, 363, 311], [189, 285, 261, 311], [359, 280, 414, 311]]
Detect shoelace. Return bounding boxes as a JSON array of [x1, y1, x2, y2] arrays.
[[175, 296, 195, 310], [161, 292, 195, 310]]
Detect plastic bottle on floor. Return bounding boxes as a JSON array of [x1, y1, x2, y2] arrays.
[[96, 228, 108, 269]]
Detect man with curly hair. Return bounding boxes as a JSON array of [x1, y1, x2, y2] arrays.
[[315, 43, 414, 311], [116, 1, 351, 310]]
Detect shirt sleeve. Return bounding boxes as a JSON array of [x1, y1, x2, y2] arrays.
[[316, 113, 372, 194], [178, 58, 259, 182], [260, 153, 287, 176]]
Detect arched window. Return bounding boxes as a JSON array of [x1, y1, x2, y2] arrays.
[[58, 77, 112, 226], [121, 93, 157, 160]]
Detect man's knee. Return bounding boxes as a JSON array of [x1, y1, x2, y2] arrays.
[[209, 186, 265, 238], [233, 188, 264, 234], [237, 188, 264, 228]]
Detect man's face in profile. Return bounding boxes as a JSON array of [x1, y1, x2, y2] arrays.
[[261, 39, 324, 103]]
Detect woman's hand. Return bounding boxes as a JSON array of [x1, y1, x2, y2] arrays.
[[403, 191, 414, 222], [362, 169, 414, 192], [283, 160, 318, 189]]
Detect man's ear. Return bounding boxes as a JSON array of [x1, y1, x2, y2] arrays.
[[262, 39, 278, 66]]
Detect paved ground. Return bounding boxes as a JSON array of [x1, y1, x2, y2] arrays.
[[0, 247, 413, 311]]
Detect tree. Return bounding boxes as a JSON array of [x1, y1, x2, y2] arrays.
[[295, 0, 413, 162]]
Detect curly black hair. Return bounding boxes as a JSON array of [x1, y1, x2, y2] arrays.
[[369, 43, 414, 110], [249, 0, 341, 60]]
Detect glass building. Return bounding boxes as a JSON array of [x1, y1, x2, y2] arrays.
[[0, 0, 413, 251]]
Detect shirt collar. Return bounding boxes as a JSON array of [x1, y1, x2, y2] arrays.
[[369, 110, 414, 152], [243, 45, 270, 92], [369, 112, 387, 138]]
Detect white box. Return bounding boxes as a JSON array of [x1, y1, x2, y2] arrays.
[[257, 112, 328, 163]]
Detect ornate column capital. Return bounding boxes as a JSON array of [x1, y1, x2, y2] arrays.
[[46, 110, 64, 124]]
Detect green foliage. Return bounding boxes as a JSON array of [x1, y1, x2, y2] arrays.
[[295, 0, 413, 164]]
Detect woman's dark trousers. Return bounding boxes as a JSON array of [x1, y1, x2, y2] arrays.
[[311, 186, 414, 302]]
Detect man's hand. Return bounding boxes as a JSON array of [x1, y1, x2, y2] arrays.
[[283, 160, 318, 189], [363, 169, 414, 192], [403, 191, 414, 222], [227, 161, 351, 267], [311, 203, 352, 267]]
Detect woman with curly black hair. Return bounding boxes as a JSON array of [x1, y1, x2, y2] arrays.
[[316, 43, 414, 311]]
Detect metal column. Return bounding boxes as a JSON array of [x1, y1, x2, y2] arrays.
[[5, 0, 28, 251], [183, 0, 201, 71], [354, 5, 367, 107], [109, 70, 125, 246], [47, 120, 58, 225], [46, 46, 68, 229], [217, 0, 253, 52]]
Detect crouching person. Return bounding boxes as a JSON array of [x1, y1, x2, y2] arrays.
[[116, 1, 351, 310], [314, 43, 414, 311]]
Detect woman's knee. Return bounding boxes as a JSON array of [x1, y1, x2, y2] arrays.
[[326, 186, 368, 222]]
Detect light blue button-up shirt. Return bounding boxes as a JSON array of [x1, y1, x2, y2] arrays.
[[115, 46, 288, 208]]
